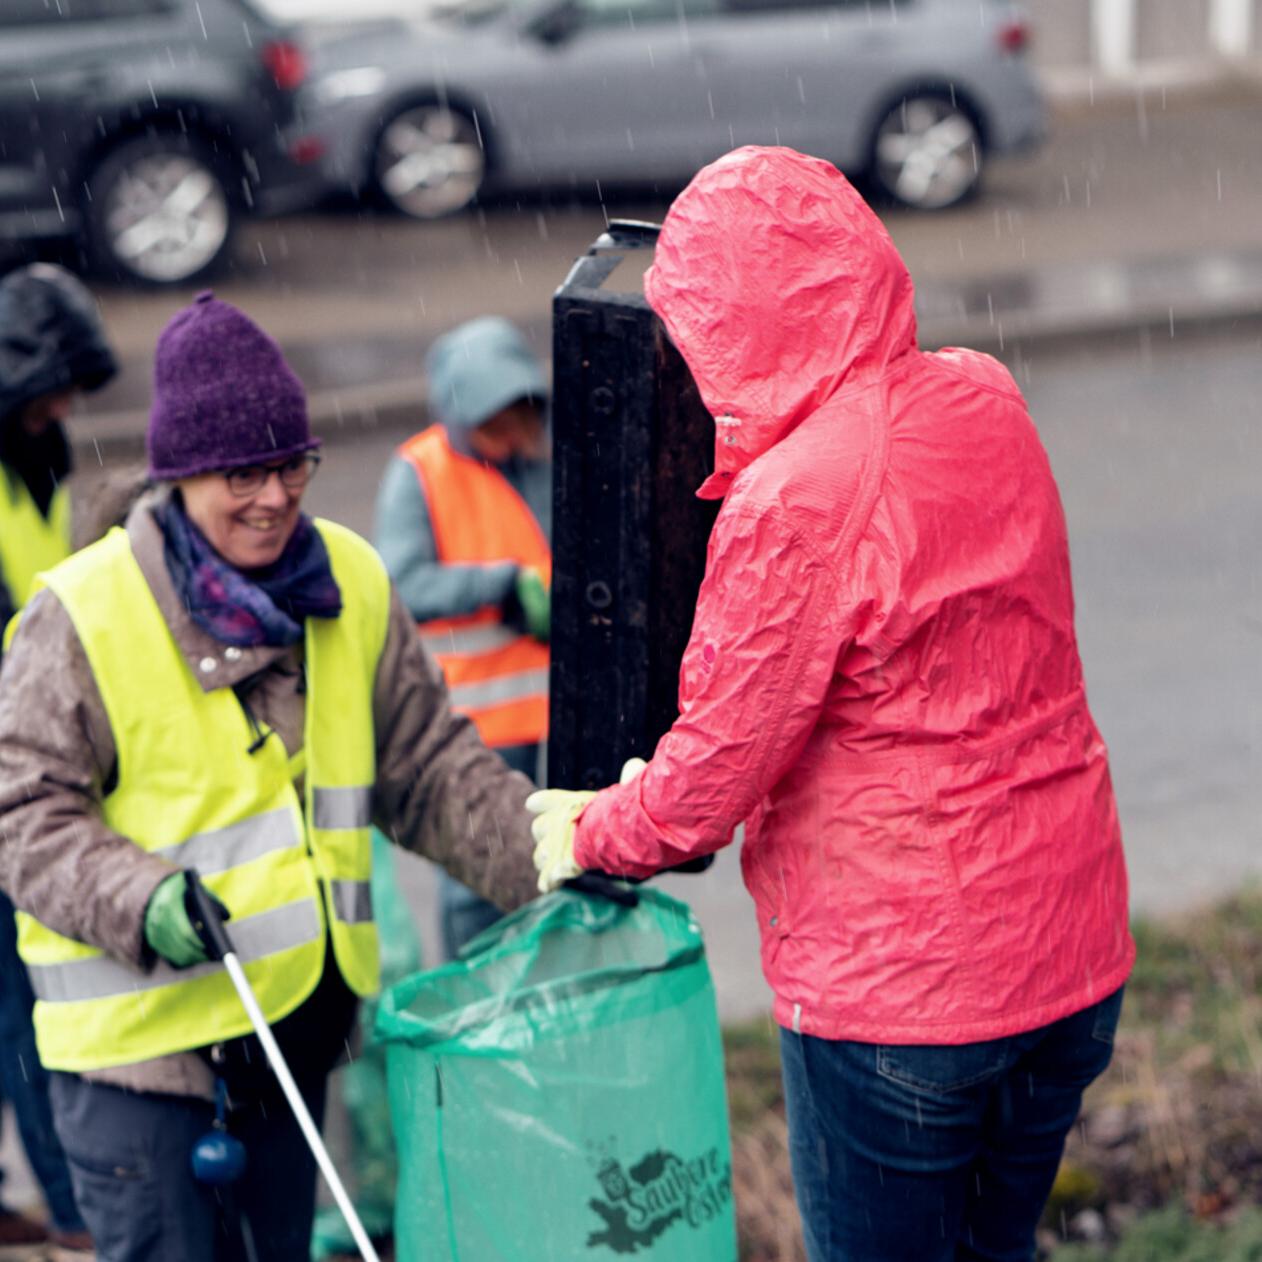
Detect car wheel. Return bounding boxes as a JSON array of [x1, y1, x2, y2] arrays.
[[373, 104, 486, 219], [86, 135, 234, 285], [870, 94, 982, 211]]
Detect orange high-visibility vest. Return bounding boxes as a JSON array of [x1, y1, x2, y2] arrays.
[[399, 426, 550, 748]]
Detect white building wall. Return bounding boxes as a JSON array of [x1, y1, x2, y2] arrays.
[[1028, 0, 1261, 85]]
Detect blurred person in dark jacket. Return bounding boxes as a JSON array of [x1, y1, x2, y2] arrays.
[[0, 262, 114, 1252], [0, 264, 117, 629]]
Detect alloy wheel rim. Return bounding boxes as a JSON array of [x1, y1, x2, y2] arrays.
[[103, 154, 229, 282], [875, 99, 979, 210], [376, 106, 485, 218]]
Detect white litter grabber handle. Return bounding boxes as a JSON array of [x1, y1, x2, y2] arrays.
[[186, 872, 381, 1262]]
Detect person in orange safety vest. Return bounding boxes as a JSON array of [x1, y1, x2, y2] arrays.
[[374, 317, 550, 957]]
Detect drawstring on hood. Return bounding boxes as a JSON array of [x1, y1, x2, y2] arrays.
[[644, 146, 917, 498]]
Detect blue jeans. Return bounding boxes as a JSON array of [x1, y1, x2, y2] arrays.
[[780, 987, 1125, 1262], [0, 891, 85, 1232]]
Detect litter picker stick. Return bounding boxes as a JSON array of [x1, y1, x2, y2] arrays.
[[185, 872, 382, 1262]]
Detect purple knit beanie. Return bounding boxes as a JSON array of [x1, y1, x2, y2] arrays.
[[146, 291, 319, 480]]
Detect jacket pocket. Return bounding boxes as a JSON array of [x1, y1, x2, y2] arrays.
[[62, 1143, 147, 1182], [877, 1039, 1008, 1095], [740, 826, 792, 939], [61, 1145, 158, 1260]]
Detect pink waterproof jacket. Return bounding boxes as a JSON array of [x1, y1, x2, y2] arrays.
[[574, 148, 1133, 1045]]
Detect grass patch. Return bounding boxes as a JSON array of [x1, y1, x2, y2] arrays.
[[722, 887, 1262, 1260], [722, 1016, 802, 1262], [1055, 1203, 1262, 1260]]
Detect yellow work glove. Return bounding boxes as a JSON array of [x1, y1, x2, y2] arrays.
[[525, 789, 595, 893], [619, 757, 647, 784], [525, 758, 648, 894]]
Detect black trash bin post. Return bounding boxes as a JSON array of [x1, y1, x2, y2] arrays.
[[549, 222, 719, 847]]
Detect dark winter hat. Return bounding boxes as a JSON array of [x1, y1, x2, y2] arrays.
[[146, 291, 318, 480], [0, 263, 117, 423]]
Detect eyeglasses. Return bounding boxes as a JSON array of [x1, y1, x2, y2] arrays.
[[224, 452, 321, 498]]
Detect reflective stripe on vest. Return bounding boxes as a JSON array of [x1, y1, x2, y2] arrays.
[[27, 901, 321, 1004], [419, 620, 521, 656], [153, 807, 299, 875], [448, 667, 551, 713], [0, 473, 70, 610], [311, 785, 373, 831], [17, 519, 390, 1073], [399, 426, 550, 749], [331, 880, 374, 925]]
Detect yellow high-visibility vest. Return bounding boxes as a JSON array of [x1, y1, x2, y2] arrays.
[[0, 468, 70, 609], [16, 519, 389, 1073]]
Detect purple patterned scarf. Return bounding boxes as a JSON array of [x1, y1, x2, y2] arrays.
[[156, 497, 342, 648]]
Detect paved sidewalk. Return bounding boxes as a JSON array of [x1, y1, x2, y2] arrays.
[[74, 241, 1262, 457]]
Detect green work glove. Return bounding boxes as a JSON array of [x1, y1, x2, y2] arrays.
[[515, 567, 551, 642], [143, 873, 229, 968]]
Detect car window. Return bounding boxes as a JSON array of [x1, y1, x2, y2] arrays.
[[725, 0, 905, 11], [575, 0, 720, 26], [0, 0, 175, 23], [0, 0, 69, 22], [246, 0, 432, 17]]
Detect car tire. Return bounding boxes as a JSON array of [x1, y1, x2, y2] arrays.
[[373, 103, 486, 220], [869, 93, 982, 211], [85, 134, 235, 285]]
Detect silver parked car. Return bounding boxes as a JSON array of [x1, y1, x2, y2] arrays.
[[304, 0, 1045, 218]]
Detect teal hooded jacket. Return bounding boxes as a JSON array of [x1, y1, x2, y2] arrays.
[[373, 317, 551, 625]]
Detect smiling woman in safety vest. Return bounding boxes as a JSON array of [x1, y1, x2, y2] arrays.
[[0, 293, 539, 1262]]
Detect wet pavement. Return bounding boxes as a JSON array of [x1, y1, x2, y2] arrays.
[[75, 242, 1262, 440], [914, 246, 1262, 348]]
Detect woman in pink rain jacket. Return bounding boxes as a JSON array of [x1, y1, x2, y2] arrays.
[[530, 147, 1133, 1261]]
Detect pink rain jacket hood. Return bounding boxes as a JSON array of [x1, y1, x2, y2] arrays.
[[575, 148, 1133, 1044]]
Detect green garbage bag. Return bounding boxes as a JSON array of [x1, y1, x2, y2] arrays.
[[313, 830, 423, 1259], [376, 887, 737, 1261]]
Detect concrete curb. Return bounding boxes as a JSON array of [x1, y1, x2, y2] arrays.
[[919, 292, 1262, 357], [1038, 58, 1262, 109], [76, 375, 432, 459], [74, 302, 1262, 461], [923, 308, 1262, 381]]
